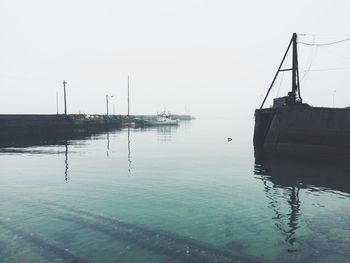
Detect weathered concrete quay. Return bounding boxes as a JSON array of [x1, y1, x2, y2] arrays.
[[254, 106, 350, 155], [0, 114, 194, 141], [254, 33, 350, 156], [0, 114, 121, 138]]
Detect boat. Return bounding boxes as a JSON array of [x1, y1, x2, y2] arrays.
[[254, 33, 350, 155], [143, 111, 179, 126], [149, 111, 179, 126]]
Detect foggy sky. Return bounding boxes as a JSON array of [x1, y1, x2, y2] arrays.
[[1, 0, 350, 119]]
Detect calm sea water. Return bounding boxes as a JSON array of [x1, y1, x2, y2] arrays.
[[0, 118, 349, 263]]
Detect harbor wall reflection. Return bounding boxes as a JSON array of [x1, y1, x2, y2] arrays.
[[0, 124, 180, 182], [0, 131, 108, 182], [254, 148, 350, 194], [254, 147, 350, 247], [133, 125, 178, 142]]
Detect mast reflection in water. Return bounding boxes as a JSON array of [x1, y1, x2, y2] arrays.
[[127, 128, 132, 177], [254, 147, 350, 256], [0, 134, 92, 183], [64, 142, 69, 182], [157, 125, 178, 142]]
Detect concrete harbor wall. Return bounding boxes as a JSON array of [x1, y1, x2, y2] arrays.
[[254, 107, 350, 154], [0, 114, 122, 140], [0, 114, 194, 141]]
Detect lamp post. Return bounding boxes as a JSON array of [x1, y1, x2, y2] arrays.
[[127, 76, 130, 117], [106, 94, 114, 116], [56, 91, 59, 114], [63, 80, 67, 115]]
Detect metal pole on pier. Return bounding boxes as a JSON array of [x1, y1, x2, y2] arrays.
[[63, 80, 67, 115], [106, 95, 114, 117], [292, 33, 301, 102], [259, 33, 302, 109], [106, 94, 109, 116], [260, 38, 293, 109], [127, 76, 130, 117], [56, 92, 59, 114]]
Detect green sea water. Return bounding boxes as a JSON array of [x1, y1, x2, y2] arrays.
[[0, 118, 349, 263]]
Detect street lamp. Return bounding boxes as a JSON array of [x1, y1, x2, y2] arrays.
[[106, 94, 114, 116], [63, 80, 68, 115]]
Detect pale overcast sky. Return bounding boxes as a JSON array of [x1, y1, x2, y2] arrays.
[[0, 0, 350, 118]]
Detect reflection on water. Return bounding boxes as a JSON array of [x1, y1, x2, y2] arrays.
[[157, 125, 178, 142], [254, 150, 301, 247], [0, 125, 179, 182], [1, 121, 350, 263], [106, 132, 110, 158], [134, 125, 178, 142], [254, 148, 350, 259], [123, 125, 178, 176], [0, 132, 94, 149], [254, 148, 350, 195], [128, 127, 132, 177], [64, 142, 69, 182]]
